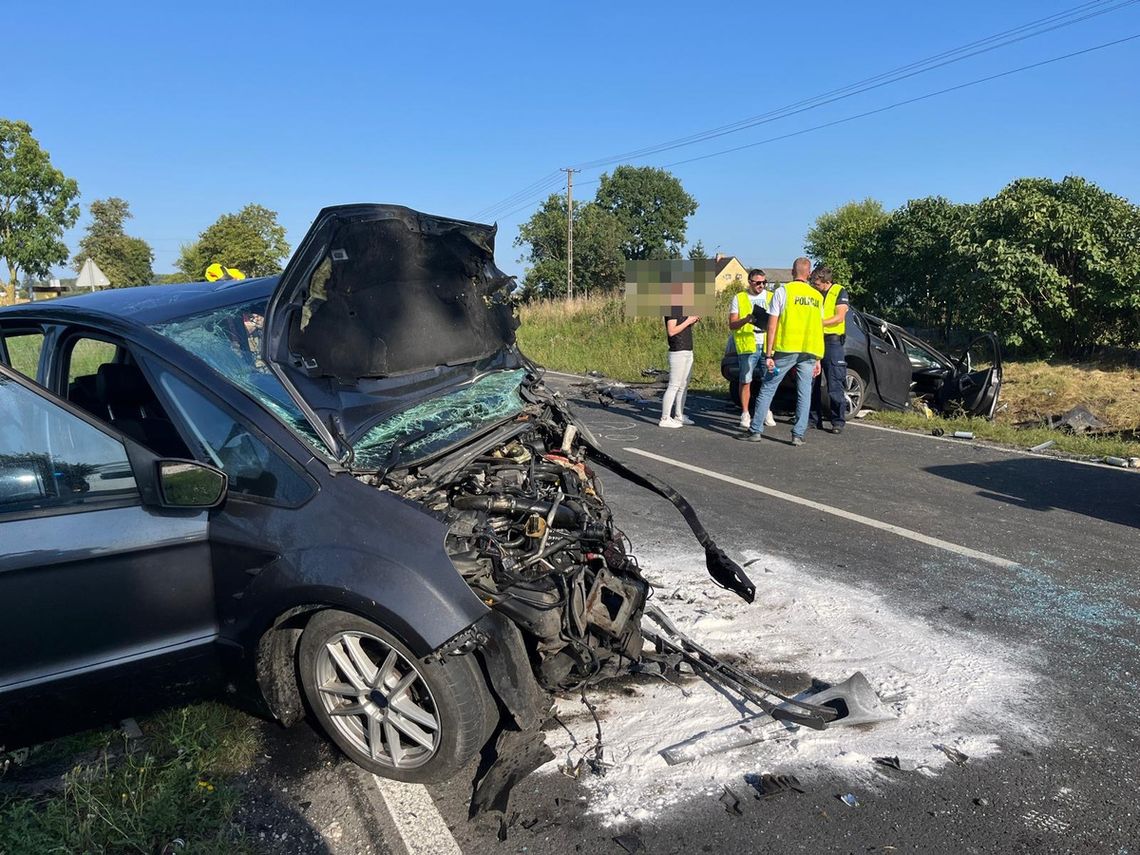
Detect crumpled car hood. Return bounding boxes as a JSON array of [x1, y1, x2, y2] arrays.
[[263, 204, 520, 456]]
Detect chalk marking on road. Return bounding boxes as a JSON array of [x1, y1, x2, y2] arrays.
[[622, 446, 1022, 570], [372, 775, 463, 855]]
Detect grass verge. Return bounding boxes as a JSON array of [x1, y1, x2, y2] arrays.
[[0, 703, 260, 855]]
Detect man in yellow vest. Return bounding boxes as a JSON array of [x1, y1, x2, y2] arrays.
[[810, 265, 851, 433], [739, 257, 823, 445], [727, 268, 776, 430]]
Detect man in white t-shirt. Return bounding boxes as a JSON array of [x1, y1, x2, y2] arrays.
[[727, 269, 776, 429]]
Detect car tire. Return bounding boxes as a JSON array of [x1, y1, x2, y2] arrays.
[[298, 609, 495, 784], [844, 368, 867, 415]]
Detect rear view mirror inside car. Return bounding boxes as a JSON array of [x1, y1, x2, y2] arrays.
[[157, 461, 227, 509]]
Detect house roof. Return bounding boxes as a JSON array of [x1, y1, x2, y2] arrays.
[[755, 267, 795, 284], [714, 256, 745, 275]]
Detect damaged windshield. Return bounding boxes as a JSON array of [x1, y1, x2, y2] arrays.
[[352, 369, 527, 470], [150, 299, 330, 455]]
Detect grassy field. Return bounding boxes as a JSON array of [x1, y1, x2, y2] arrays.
[[0, 704, 260, 855], [518, 295, 1140, 458]]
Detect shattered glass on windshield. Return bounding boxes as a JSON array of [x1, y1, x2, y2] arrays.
[[351, 369, 527, 470], [150, 300, 329, 454]]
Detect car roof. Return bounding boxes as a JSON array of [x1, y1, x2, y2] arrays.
[[0, 277, 278, 327]]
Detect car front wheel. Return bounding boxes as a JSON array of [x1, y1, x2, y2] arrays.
[[844, 368, 867, 415], [298, 610, 495, 783]]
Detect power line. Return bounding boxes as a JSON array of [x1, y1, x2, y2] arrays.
[[659, 32, 1140, 169], [493, 31, 1138, 223], [477, 0, 1136, 221], [472, 172, 564, 221], [571, 0, 1140, 170]]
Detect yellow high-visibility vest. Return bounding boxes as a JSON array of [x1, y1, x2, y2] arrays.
[[822, 285, 846, 336], [732, 290, 760, 355], [773, 280, 824, 358]]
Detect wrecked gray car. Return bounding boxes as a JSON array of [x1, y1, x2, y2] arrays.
[[0, 205, 765, 800]]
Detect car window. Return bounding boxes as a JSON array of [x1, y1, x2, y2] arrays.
[[67, 337, 119, 385], [157, 372, 314, 506], [0, 374, 137, 515], [903, 339, 947, 370], [150, 299, 329, 457], [1, 330, 46, 379]]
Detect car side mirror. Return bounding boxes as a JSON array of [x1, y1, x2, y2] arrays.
[[157, 460, 227, 509]]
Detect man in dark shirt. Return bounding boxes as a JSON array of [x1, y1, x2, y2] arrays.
[[810, 266, 851, 433]]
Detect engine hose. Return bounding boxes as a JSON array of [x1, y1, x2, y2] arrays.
[[452, 493, 581, 529]]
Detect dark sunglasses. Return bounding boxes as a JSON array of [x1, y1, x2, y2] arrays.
[[749, 280, 766, 286]]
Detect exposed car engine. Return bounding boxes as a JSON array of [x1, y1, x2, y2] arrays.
[[370, 389, 650, 692]]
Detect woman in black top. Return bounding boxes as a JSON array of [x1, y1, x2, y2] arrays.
[[660, 309, 699, 427]]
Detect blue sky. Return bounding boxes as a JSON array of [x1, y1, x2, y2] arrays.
[[5, 0, 1139, 280]]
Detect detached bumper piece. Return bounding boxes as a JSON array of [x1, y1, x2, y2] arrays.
[[643, 604, 895, 765]]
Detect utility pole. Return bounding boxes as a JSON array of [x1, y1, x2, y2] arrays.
[[561, 168, 579, 300]]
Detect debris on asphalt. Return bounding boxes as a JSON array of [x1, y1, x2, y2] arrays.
[[854, 408, 873, 419], [937, 743, 969, 765], [950, 431, 975, 439], [659, 713, 787, 766], [1103, 456, 1133, 468], [745, 772, 806, 800], [1029, 439, 1056, 452], [640, 367, 664, 377], [974, 797, 989, 807], [574, 380, 652, 406], [873, 755, 918, 772], [931, 428, 945, 436], [613, 832, 643, 853], [719, 785, 745, 816], [1050, 404, 1107, 434], [838, 793, 860, 808], [496, 810, 519, 841], [469, 728, 555, 819], [587, 370, 605, 377]]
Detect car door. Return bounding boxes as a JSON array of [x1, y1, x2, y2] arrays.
[[0, 365, 220, 748], [941, 333, 1004, 418], [864, 324, 913, 410]]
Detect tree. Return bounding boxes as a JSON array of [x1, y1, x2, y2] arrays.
[[861, 196, 974, 336], [72, 197, 154, 288], [804, 198, 887, 291], [595, 166, 697, 260], [687, 240, 707, 259], [953, 177, 1140, 355], [177, 203, 290, 280], [515, 194, 624, 300], [0, 120, 80, 305]]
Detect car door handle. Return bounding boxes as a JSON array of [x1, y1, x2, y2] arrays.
[[873, 346, 887, 354]]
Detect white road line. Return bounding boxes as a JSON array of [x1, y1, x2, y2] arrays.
[[372, 776, 463, 855], [622, 446, 1021, 570]]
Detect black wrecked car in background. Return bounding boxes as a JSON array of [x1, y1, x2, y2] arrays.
[[721, 306, 1003, 419], [0, 204, 754, 799]]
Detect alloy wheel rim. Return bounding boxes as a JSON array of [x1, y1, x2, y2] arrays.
[[315, 630, 440, 769], [843, 373, 864, 414]]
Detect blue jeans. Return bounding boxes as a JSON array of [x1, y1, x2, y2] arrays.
[[749, 352, 818, 439]]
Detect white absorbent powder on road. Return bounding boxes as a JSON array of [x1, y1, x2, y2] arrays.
[[541, 548, 1045, 825]]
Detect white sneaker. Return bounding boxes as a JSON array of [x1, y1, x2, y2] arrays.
[[764, 410, 776, 427], [680, 415, 695, 426], [658, 417, 683, 429], [739, 412, 751, 429]]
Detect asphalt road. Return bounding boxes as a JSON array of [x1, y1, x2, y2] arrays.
[[264, 375, 1140, 855]]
